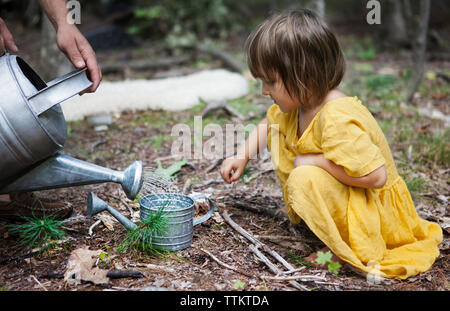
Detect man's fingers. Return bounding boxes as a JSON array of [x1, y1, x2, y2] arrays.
[[0, 18, 19, 53], [79, 42, 101, 93], [0, 37, 4, 55], [60, 36, 86, 69]]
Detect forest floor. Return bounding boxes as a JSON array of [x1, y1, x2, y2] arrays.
[[0, 20, 448, 292]]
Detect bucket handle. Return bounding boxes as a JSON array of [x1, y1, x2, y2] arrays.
[[190, 193, 215, 226]]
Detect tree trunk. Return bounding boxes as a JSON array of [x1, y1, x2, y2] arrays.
[[301, 0, 325, 20], [39, 14, 72, 82], [406, 0, 430, 103], [387, 0, 408, 47], [310, 0, 325, 20]]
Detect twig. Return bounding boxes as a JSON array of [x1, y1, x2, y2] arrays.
[[61, 215, 85, 224], [200, 98, 245, 120], [255, 235, 304, 242], [31, 237, 74, 254], [205, 158, 223, 173], [91, 139, 108, 151], [88, 220, 101, 236], [222, 210, 309, 291], [40, 271, 64, 279], [136, 263, 176, 273], [107, 270, 144, 279], [231, 201, 287, 220], [262, 274, 327, 281], [101, 55, 193, 74], [222, 210, 295, 271], [61, 226, 82, 233], [195, 45, 245, 73], [278, 267, 306, 274], [249, 244, 280, 275], [182, 178, 192, 194], [30, 275, 48, 291], [119, 194, 134, 216], [198, 247, 254, 278]]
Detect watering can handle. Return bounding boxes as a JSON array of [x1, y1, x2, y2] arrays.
[[27, 67, 92, 116], [191, 194, 215, 226]]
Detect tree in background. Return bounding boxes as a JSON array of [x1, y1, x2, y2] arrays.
[[39, 14, 72, 81], [404, 0, 431, 103]]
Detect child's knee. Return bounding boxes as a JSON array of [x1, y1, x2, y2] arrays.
[[286, 165, 334, 195], [287, 165, 323, 185]]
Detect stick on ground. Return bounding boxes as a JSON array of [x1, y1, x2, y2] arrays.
[[198, 247, 255, 278], [222, 210, 310, 291]]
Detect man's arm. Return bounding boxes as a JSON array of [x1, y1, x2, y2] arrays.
[[38, 0, 70, 30], [38, 0, 102, 92]]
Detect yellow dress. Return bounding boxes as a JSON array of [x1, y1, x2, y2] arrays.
[[266, 96, 443, 279]]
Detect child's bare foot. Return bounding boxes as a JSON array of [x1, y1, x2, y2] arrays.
[[304, 246, 345, 267]]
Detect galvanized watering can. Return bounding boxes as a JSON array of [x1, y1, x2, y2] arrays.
[[0, 52, 143, 199], [87, 192, 215, 251]]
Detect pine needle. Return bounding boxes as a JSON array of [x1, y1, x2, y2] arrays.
[[7, 215, 66, 253], [117, 200, 170, 255]]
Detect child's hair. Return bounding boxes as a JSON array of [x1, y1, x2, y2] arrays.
[[245, 9, 346, 108]]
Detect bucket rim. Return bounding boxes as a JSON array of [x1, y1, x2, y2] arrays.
[[139, 192, 194, 212]]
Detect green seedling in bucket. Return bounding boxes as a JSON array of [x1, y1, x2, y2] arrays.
[[87, 192, 214, 253], [117, 200, 170, 255]]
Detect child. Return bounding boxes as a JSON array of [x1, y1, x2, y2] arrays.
[[220, 9, 442, 279]]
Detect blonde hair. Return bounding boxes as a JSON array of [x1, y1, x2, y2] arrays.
[[245, 9, 346, 108]]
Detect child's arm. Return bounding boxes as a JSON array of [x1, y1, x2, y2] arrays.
[[294, 153, 387, 189], [220, 118, 269, 183]]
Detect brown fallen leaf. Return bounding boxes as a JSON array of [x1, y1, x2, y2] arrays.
[[98, 214, 116, 231], [64, 247, 109, 286]]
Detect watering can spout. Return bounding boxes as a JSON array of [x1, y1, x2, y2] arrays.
[[0, 153, 143, 200], [87, 192, 137, 231]]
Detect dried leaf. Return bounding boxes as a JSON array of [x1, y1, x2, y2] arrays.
[[98, 214, 116, 231], [64, 247, 109, 286]]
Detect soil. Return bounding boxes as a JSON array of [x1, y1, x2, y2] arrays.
[[0, 103, 448, 292], [0, 17, 448, 293]]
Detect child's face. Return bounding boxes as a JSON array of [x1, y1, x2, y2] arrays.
[[261, 77, 299, 113]]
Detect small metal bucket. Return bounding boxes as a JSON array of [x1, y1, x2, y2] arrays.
[[139, 193, 214, 251]]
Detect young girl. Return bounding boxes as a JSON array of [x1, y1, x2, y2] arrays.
[[220, 9, 442, 279]]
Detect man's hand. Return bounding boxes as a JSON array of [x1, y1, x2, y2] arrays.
[[0, 18, 19, 54], [56, 24, 101, 93]]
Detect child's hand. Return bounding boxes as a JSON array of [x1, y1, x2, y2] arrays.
[[220, 156, 249, 184]]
